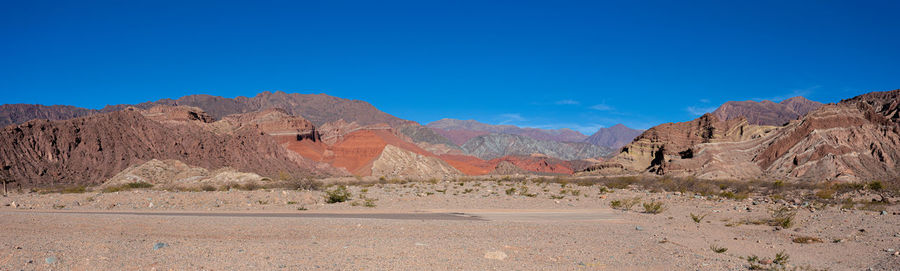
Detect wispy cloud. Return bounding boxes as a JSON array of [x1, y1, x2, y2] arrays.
[[590, 104, 613, 111], [555, 99, 580, 105], [497, 113, 526, 124], [699, 98, 710, 103], [753, 85, 820, 102], [686, 106, 717, 116]]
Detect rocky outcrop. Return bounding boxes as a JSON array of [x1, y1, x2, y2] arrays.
[[461, 133, 614, 161], [213, 108, 319, 141], [603, 89, 900, 182], [371, 145, 462, 179], [140, 105, 216, 124], [614, 114, 777, 173], [427, 119, 587, 142], [583, 124, 644, 149], [101, 159, 265, 189], [711, 97, 823, 126], [0, 109, 330, 187]]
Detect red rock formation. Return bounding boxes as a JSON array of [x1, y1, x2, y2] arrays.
[[0, 109, 328, 187], [603, 89, 900, 182], [283, 128, 436, 176]]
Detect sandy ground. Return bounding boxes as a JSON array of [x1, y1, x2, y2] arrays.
[[1, 181, 898, 270]]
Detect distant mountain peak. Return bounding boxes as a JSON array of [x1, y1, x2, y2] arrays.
[[426, 118, 587, 143], [583, 124, 643, 149]]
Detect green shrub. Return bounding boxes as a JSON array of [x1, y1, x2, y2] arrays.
[[868, 181, 883, 191], [125, 182, 154, 189], [324, 185, 352, 203], [505, 187, 517, 195]]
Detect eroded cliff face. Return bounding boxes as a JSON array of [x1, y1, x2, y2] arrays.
[[0, 109, 327, 187], [614, 114, 776, 173], [213, 108, 320, 141], [603, 89, 900, 182]]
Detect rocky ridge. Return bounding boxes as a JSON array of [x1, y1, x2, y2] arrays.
[[711, 96, 823, 126]]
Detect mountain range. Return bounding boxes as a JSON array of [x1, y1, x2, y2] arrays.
[[1, 89, 896, 187]]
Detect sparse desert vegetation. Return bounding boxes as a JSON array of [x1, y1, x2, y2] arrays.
[[2, 175, 898, 270]]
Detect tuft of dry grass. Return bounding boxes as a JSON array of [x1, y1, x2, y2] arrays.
[[791, 235, 823, 244], [690, 213, 708, 223], [610, 197, 641, 211], [710, 244, 727, 253], [642, 201, 665, 214]]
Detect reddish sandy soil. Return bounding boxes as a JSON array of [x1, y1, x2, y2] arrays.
[[440, 154, 495, 175]]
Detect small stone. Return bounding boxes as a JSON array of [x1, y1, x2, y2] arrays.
[[153, 242, 169, 250], [484, 251, 507, 260], [759, 259, 773, 265], [885, 248, 896, 252], [752, 201, 758, 205], [148, 202, 154, 208], [635, 226, 643, 231], [26, 259, 33, 264], [45, 256, 57, 264], [881, 211, 888, 215], [10, 201, 16, 208]]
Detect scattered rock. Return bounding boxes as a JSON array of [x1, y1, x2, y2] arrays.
[[10, 201, 16, 208], [880, 211, 887, 215], [153, 242, 169, 250], [635, 226, 643, 231], [45, 256, 57, 264], [484, 251, 508, 260]]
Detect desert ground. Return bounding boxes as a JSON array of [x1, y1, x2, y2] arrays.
[[1, 178, 898, 270]]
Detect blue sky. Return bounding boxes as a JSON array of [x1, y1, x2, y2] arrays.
[[2, 0, 899, 132]]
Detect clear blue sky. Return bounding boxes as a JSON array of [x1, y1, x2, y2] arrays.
[[2, 0, 898, 132]]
